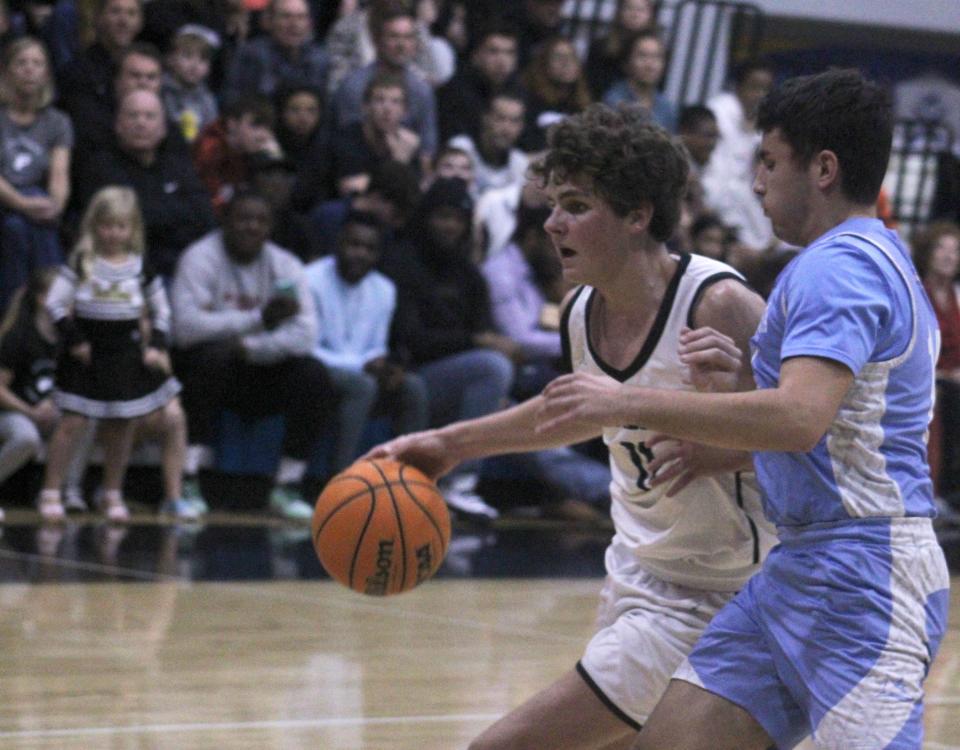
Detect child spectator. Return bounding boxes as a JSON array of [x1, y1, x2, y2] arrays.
[[38, 187, 185, 522], [162, 23, 219, 143], [306, 209, 428, 474], [602, 30, 676, 132], [0, 268, 59, 522], [0, 36, 72, 316], [332, 71, 421, 196]]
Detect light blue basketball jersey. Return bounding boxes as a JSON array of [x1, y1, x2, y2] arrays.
[[750, 218, 940, 527], [681, 218, 950, 748]]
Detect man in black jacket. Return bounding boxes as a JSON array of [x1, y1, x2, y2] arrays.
[[75, 89, 215, 277]]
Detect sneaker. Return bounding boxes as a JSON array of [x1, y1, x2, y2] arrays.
[[36, 491, 66, 523], [269, 485, 314, 521], [159, 497, 201, 521], [181, 478, 209, 516], [440, 474, 499, 521], [63, 487, 88, 512]]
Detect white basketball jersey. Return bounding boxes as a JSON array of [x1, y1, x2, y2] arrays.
[[561, 253, 778, 591]]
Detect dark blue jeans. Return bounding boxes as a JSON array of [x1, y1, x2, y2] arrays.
[[0, 190, 64, 315]]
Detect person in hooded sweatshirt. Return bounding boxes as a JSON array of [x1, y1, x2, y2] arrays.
[[381, 176, 517, 520]]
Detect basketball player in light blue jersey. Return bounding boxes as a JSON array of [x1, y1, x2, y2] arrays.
[[539, 69, 950, 749]]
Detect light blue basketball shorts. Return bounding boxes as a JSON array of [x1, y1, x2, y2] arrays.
[[674, 518, 950, 749]]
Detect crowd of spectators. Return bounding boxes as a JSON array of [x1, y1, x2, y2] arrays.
[[0, 0, 957, 524]]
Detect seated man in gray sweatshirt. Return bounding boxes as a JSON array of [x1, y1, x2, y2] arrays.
[[171, 189, 333, 519]]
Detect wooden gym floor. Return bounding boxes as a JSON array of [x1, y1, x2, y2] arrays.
[[0, 504, 958, 750]]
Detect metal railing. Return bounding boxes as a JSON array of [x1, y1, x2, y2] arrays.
[[561, 0, 764, 105], [661, 0, 764, 105], [884, 120, 955, 237]]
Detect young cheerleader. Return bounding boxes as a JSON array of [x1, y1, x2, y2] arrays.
[[37, 186, 187, 522]]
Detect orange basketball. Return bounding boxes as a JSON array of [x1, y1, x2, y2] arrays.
[[312, 458, 451, 595]]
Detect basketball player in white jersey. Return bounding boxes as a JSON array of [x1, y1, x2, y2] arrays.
[[365, 103, 778, 749]]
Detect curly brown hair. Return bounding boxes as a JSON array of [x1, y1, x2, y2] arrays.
[[529, 103, 689, 242]]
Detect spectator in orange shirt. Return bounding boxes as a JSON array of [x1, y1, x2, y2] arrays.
[[192, 94, 281, 212]]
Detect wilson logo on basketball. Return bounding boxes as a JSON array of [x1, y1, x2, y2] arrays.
[[365, 538, 395, 596], [415, 544, 433, 583]]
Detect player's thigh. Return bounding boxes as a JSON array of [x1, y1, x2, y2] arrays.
[[633, 679, 772, 750], [469, 669, 638, 750]]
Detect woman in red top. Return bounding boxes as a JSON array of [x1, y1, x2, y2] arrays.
[[914, 221, 960, 501]]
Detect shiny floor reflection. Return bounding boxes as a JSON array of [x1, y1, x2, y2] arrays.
[[0, 514, 615, 585], [0, 506, 959, 750]]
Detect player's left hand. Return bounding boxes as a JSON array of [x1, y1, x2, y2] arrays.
[[646, 433, 753, 496], [537, 372, 623, 435], [679, 326, 743, 393]]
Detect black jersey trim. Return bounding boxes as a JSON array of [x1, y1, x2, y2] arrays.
[[559, 285, 587, 374], [734, 472, 761, 565], [584, 253, 691, 382], [685, 272, 750, 329], [575, 661, 643, 731]]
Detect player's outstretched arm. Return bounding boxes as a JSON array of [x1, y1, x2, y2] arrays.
[[363, 394, 604, 482], [537, 356, 852, 452], [537, 278, 854, 452]]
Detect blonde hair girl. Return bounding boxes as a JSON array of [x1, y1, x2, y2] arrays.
[[37, 186, 185, 522]]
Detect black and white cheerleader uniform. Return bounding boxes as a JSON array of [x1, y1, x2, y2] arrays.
[[46, 254, 181, 418]]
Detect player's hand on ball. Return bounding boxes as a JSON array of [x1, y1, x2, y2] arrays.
[[363, 430, 459, 481], [646, 433, 753, 497], [678, 326, 744, 393]]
